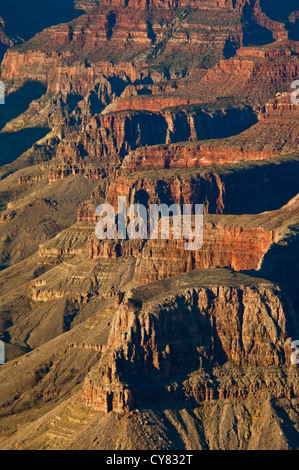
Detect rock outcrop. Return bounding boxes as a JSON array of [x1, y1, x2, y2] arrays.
[[82, 270, 295, 413]]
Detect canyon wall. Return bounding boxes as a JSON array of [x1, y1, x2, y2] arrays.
[[105, 157, 299, 215], [121, 143, 275, 172], [89, 224, 276, 284]]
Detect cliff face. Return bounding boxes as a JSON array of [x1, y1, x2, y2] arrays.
[[48, 104, 260, 181], [82, 270, 294, 413], [105, 156, 299, 215], [121, 93, 299, 171], [87, 182, 298, 295], [122, 143, 275, 172], [204, 48, 299, 87], [1, 49, 164, 95], [89, 224, 276, 284]]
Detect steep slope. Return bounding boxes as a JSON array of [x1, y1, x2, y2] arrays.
[[0, 269, 299, 450]]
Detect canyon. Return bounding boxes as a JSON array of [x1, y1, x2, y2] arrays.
[[0, 0, 298, 451]]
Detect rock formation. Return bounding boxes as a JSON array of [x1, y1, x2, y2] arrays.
[[82, 270, 296, 413]]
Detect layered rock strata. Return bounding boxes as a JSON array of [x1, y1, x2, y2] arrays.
[[89, 223, 276, 284]]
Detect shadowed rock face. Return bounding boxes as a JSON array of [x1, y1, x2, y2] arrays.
[[104, 157, 299, 215], [0, 0, 84, 44], [0, 0, 299, 451]]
